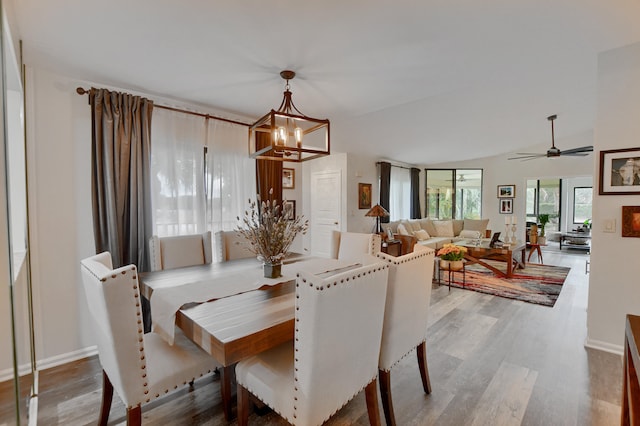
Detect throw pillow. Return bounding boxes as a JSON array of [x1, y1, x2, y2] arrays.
[[414, 229, 430, 241], [433, 220, 454, 237], [397, 223, 411, 236], [458, 229, 481, 239]]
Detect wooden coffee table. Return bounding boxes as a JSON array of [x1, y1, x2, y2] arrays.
[[455, 240, 526, 278]]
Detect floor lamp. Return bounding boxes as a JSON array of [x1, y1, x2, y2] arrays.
[[365, 204, 390, 234]]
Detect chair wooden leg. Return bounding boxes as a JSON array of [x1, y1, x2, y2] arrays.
[[417, 341, 432, 394], [379, 369, 396, 426], [365, 379, 382, 426], [99, 370, 114, 426], [126, 405, 141, 426], [237, 384, 250, 426], [220, 365, 235, 421]]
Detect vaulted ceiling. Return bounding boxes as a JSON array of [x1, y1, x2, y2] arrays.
[[12, 0, 640, 164]]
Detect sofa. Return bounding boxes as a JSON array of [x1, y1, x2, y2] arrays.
[[384, 218, 490, 250]]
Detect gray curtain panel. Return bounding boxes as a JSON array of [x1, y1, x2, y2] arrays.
[[379, 161, 391, 224], [410, 167, 421, 219], [89, 88, 154, 271]]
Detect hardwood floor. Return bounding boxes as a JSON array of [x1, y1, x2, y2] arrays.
[[2, 249, 622, 425]]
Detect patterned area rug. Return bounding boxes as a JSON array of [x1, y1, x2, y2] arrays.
[[442, 260, 570, 307]]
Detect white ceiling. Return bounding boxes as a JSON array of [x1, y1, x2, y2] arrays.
[[12, 0, 640, 164]]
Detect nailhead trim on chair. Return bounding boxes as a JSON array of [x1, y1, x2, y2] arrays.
[[84, 260, 215, 411], [379, 338, 428, 373], [289, 263, 389, 424]]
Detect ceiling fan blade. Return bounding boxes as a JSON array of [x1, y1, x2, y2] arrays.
[[508, 153, 546, 160], [560, 146, 594, 155]]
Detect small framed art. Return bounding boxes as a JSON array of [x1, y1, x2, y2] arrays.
[[499, 198, 513, 214], [497, 185, 516, 198], [599, 148, 640, 195], [622, 206, 640, 237], [283, 168, 295, 189], [358, 183, 372, 209], [283, 200, 296, 220]]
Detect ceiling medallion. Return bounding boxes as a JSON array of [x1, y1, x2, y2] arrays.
[[249, 70, 330, 162]]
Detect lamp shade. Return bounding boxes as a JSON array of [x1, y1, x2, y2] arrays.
[[365, 204, 389, 218]]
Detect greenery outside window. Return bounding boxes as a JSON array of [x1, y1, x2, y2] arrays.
[[573, 187, 592, 224], [425, 169, 483, 219], [526, 178, 562, 232]]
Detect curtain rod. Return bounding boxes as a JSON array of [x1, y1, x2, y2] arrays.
[[76, 87, 251, 127], [376, 161, 415, 171]]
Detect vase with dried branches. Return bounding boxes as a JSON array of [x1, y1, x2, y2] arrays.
[[236, 189, 308, 278]]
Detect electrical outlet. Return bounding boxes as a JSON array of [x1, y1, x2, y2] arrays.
[[603, 219, 616, 233]]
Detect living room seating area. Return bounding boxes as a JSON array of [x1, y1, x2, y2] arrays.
[[385, 218, 491, 249]]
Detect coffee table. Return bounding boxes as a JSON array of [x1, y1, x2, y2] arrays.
[[454, 240, 526, 278]]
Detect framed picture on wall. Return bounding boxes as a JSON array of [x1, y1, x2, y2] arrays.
[[622, 206, 640, 237], [358, 183, 372, 209], [499, 198, 513, 214], [283, 200, 296, 220], [599, 148, 640, 195], [497, 184, 516, 198], [283, 168, 295, 189]]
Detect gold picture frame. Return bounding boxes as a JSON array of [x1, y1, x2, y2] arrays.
[[358, 183, 372, 209]]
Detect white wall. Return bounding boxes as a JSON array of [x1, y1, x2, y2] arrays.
[[586, 41, 640, 354]]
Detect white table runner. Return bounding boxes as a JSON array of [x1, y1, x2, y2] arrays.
[[152, 258, 362, 344]]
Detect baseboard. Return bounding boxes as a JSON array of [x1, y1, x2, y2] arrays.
[[0, 346, 98, 383], [584, 337, 623, 356], [37, 346, 98, 372]]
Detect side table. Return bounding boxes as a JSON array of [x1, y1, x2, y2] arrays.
[[381, 239, 402, 257]]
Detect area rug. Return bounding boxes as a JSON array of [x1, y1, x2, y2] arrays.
[[443, 260, 570, 307]]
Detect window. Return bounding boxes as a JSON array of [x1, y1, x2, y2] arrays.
[[389, 166, 411, 221], [526, 178, 562, 232], [425, 169, 482, 219], [573, 187, 592, 224], [151, 108, 256, 259]]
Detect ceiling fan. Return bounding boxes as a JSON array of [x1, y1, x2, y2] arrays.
[[508, 115, 593, 160]]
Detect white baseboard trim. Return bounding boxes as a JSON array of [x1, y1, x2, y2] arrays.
[[584, 337, 623, 356], [37, 346, 98, 372], [0, 346, 99, 383]]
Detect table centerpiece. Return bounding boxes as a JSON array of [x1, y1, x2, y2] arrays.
[[236, 190, 308, 278]]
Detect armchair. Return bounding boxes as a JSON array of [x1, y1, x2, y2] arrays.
[[148, 231, 212, 271], [80, 252, 217, 425], [376, 244, 436, 425], [214, 230, 255, 261], [329, 231, 382, 261], [235, 262, 390, 425]]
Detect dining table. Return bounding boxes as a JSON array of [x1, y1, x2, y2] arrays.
[[138, 255, 366, 420]]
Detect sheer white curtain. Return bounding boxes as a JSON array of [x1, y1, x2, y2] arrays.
[[151, 108, 207, 236], [389, 166, 411, 221], [150, 108, 256, 260], [206, 119, 256, 233]]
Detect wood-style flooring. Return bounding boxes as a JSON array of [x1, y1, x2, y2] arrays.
[[2, 248, 623, 425]]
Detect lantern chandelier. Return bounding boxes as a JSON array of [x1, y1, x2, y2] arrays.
[[249, 70, 330, 162]]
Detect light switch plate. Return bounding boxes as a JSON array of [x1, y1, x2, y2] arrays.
[[603, 219, 616, 233]]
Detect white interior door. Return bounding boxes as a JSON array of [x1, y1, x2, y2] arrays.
[[310, 170, 342, 257]]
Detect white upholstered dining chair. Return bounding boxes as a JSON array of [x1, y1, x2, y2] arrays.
[[80, 252, 218, 425], [214, 230, 255, 261], [376, 244, 436, 426], [235, 261, 390, 426], [148, 231, 212, 271], [329, 231, 382, 260]]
